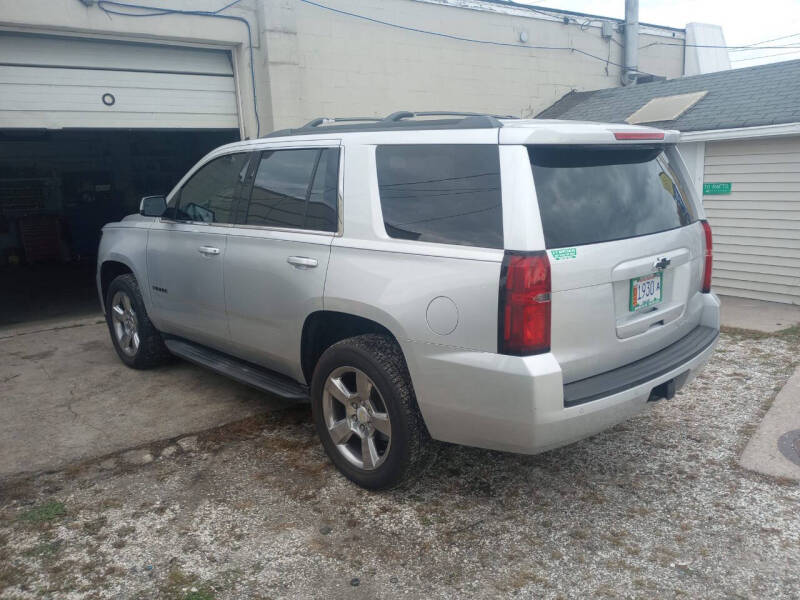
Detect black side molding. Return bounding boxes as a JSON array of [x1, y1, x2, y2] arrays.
[[164, 338, 309, 401], [563, 325, 718, 408]]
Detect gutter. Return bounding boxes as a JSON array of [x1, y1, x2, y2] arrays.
[[679, 122, 800, 142]]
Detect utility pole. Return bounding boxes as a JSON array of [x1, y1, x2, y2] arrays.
[[623, 0, 639, 85]]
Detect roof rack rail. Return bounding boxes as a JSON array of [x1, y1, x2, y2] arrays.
[[264, 111, 519, 138], [383, 111, 518, 121], [302, 116, 383, 128]]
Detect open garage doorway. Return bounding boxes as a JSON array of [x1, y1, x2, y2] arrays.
[[0, 128, 239, 326]]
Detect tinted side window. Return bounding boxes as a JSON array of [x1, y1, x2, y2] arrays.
[[245, 148, 339, 231], [376, 145, 503, 249], [173, 153, 249, 224], [305, 149, 339, 232], [530, 145, 695, 249]]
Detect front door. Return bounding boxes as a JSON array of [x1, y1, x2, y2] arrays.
[[147, 151, 250, 350]]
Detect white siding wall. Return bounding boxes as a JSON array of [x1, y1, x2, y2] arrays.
[[703, 136, 800, 305]]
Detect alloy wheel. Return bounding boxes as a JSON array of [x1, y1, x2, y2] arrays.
[[322, 366, 392, 470], [110, 290, 140, 357]]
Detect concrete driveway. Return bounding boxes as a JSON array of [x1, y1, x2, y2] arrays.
[[0, 316, 288, 478]]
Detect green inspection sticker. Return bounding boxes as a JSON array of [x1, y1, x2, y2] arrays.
[[550, 247, 577, 261]]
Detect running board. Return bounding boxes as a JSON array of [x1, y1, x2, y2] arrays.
[[164, 338, 309, 401]]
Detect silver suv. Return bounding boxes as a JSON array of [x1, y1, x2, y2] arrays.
[[97, 111, 720, 489]]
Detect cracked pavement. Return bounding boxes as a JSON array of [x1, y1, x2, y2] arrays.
[[0, 318, 288, 478]]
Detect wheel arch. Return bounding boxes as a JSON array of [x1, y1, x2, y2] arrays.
[[98, 255, 151, 316], [300, 310, 406, 385], [100, 260, 133, 309]]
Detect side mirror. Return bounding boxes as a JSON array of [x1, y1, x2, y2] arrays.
[[140, 195, 166, 217]]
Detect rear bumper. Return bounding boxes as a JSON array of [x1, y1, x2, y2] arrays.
[[406, 293, 720, 454]]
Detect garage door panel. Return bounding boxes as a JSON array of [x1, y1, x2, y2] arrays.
[[0, 66, 235, 92], [0, 33, 238, 129], [0, 82, 237, 114], [0, 32, 233, 75], [2, 110, 239, 129]]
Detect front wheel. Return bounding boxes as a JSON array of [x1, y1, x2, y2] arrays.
[[311, 334, 432, 489], [105, 273, 171, 369]]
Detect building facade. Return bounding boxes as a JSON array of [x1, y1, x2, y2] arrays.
[[1, 0, 688, 137], [0, 0, 691, 322]]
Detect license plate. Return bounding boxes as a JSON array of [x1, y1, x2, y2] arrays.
[[629, 272, 663, 311]]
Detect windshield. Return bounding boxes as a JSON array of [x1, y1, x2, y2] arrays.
[[529, 145, 694, 249]]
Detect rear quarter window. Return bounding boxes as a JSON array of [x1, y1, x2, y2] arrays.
[[376, 144, 503, 249], [529, 145, 694, 249]]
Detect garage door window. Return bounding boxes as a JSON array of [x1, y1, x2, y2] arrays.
[[171, 153, 250, 224]]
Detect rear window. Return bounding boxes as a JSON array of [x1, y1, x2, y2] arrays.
[[529, 145, 694, 249], [376, 144, 503, 249]]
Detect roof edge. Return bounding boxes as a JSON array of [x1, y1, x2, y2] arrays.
[[680, 122, 800, 142], [414, 0, 685, 37]]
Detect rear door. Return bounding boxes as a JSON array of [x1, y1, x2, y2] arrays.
[[147, 152, 250, 350], [527, 144, 706, 383], [224, 144, 340, 380]]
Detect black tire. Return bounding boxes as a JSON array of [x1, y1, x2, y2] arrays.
[[311, 334, 433, 490], [105, 273, 171, 369]]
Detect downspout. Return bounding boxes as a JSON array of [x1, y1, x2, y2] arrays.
[[622, 0, 639, 85]]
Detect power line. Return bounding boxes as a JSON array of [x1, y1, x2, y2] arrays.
[[737, 32, 800, 47], [297, 0, 648, 75], [731, 49, 800, 62], [641, 40, 800, 50]]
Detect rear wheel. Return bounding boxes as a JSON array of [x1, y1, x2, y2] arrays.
[[311, 334, 432, 489], [106, 273, 171, 369]]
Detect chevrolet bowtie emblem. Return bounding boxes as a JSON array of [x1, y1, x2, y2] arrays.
[[654, 257, 671, 270]]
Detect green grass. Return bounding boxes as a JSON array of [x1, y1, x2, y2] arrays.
[[185, 592, 215, 600], [22, 540, 62, 558], [19, 501, 66, 523]]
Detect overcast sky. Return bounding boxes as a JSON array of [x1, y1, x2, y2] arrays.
[[513, 0, 800, 67]]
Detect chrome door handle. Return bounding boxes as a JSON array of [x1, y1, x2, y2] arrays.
[[287, 256, 318, 269], [198, 246, 221, 256]]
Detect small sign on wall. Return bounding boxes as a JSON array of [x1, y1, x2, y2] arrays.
[[703, 182, 732, 195]]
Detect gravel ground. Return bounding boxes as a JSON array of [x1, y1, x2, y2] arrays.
[[1, 330, 798, 600]]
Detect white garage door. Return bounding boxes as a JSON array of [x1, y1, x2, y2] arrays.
[[0, 32, 239, 129], [704, 136, 800, 305]]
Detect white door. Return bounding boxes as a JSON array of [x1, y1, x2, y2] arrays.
[[0, 32, 239, 129]]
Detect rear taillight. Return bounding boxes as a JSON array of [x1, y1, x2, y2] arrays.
[[701, 219, 713, 293], [499, 251, 551, 355]]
